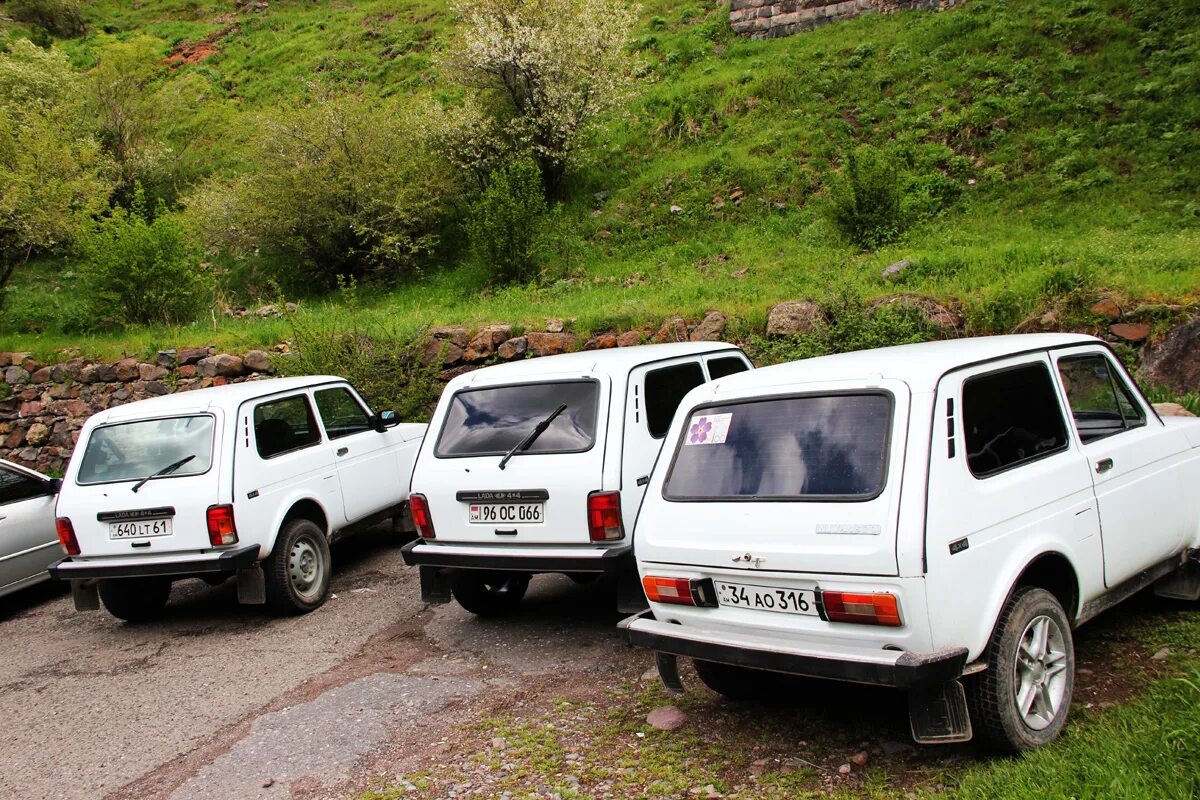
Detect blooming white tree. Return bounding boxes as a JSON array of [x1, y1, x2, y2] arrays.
[[439, 0, 639, 192]]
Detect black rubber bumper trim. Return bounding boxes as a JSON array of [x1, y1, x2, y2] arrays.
[[618, 611, 968, 689], [48, 544, 261, 580], [401, 539, 632, 574]]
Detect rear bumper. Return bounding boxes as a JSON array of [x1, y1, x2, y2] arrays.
[[618, 611, 967, 689], [48, 544, 261, 580], [401, 539, 632, 574]]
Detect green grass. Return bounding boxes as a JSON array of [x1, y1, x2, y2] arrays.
[[1, 0, 1198, 365]]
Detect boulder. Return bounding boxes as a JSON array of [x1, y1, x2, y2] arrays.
[[526, 332, 577, 357], [1090, 299, 1122, 321], [616, 331, 642, 347], [198, 354, 245, 378], [145, 381, 170, 396], [138, 363, 169, 381], [115, 357, 140, 382], [655, 317, 689, 343], [4, 366, 29, 385], [243, 349, 274, 373], [79, 363, 117, 384], [25, 423, 50, 446], [156, 349, 177, 368], [0, 352, 10, 367], [1110, 322, 1150, 343], [464, 324, 514, 361], [545, 318, 565, 333], [421, 338, 464, 367], [766, 301, 825, 337], [646, 706, 687, 731], [427, 326, 469, 349], [689, 311, 727, 342], [584, 333, 619, 350], [871, 294, 961, 333], [29, 367, 52, 383], [177, 365, 197, 379], [497, 337, 529, 361], [1139, 316, 1200, 394]]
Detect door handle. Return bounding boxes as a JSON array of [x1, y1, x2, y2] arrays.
[[336, 447, 349, 457], [1096, 458, 1114, 474]]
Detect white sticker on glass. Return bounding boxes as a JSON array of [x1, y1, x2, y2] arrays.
[[685, 413, 732, 445]]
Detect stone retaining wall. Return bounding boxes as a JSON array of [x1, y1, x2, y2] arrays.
[[730, 0, 961, 40]]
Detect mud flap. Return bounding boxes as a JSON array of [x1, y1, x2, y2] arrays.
[[617, 563, 649, 615], [656, 652, 685, 694], [1154, 554, 1200, 601], [236, 566, 266, 605], [908, 679, 972, 744], [70, 579, 99, 611], [419, 566, 453, 604]]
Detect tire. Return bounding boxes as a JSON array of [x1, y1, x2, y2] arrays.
[[98, 577, 172, 622], [693, 659, 769, 700], [966, 586, 1075, 752], [450, 571, 530, 616], [264, 518, 331, 615]]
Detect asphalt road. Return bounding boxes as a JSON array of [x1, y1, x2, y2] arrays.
[[0, 530, 644, 800]]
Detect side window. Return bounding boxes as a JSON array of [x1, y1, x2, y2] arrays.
[[707, 356, 750, 380], [962, 362, 1069, 478], [254, 395, 322, 459], [314, 387, 372, 440], [0, 467, 46, 505], [644, 362, 707, 438], [1057, 355, 1146, 443]]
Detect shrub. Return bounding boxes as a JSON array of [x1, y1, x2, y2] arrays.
[[827, 145, 905, 250], [74, 195, 207, 329], [465, 158, 547, 284], [276, 283, 443, 422], [8, 0, 86, 38]]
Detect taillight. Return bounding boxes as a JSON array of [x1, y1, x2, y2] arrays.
[[206, 505, 238, 546], [586, 491, 623, 541], [410, 493, 435, 539], [55, 517, 80, 556], [820, 590, 902, 627], [641, 575, 717, 607]]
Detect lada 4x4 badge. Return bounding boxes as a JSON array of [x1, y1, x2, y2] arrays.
[[733, 553, 766, 568]]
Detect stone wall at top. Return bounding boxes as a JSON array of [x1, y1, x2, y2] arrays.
[[730, 0, 962, 40]]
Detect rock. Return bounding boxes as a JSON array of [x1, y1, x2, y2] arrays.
[[1139, 316, 1200, 394], [177, 365, 197, 379], [25, 423, 50, 446], [838, 764, 852, 775], [491, 737, 507, 750], [640, 667, 659, 682], [254, 303, 282, 318], [689, 311, 727, 342], [646, 706, 687, 731], [1151, 647, 1170, 660], [1110, 322, 1150, 343], [497, 337, 528, 361], [115, 357, 140, 382], [655, 317, 688, 343], [5, 366, 29, 385], [616, 331, 642, 347], [526, 332, 577, 357], [177, 346, 210, 365], [1153, 402, 1196, 417], [0, 353, 10, 367], [156, 350, 177, 368], [428, 326, 469, 349], [871, 294, 962, 333], [145, 381, 170, 396], [243, 349, 274, 373], [137, 363, 168, 381], [669, 205, 683, 215], [79, 363, 116, 384], [584, 333, 619, 350], [198, 354, 245, 378], [850, 751, 869, 767], [18, 401, 42, 417], [422, 338, 465, 367], [30, 367, 52, 383], [545, 318, 565, 334], [881, 259, 910, 280], [766, 301, 825, 337], [1090, 299, 1122, 321], [465, 324, 514, 361]]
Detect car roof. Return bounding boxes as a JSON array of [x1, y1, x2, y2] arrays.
[[710, 334, 1101, 396], [96, 375, 349, 423], [0, 458, 48, 481], [459, 342, 743, 386]]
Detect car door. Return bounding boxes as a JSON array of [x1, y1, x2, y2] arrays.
[[312, 385, 398, 524], [0, 464, 59, 593], [1052, 346, 1190, 587]]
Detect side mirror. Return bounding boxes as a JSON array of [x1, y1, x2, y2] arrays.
[[47, 477, 63, 495], [372, 410, 400, 433]]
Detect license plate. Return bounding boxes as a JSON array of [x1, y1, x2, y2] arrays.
[[715, 581, 818, 616], [109, 518, 173, 539], [468, 503, 544, 524]]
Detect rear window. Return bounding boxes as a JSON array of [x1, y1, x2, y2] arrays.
[[435, 380, 600, 457], [664, 393, 893, 501], [77, 415, 215, 485]]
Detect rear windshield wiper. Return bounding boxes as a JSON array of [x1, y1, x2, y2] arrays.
[[131, 454, 196, 493], [499, 404, 568, 471]]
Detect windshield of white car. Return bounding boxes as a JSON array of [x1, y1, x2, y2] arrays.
[[435, 381, 599, 458], [663, 393, 893, 500], [77, 415, 215, 485]]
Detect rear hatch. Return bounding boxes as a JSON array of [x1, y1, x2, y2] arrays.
[[414, 374, 610, 544], [637, 379, 910, 577], [60, 411, 225, 558]]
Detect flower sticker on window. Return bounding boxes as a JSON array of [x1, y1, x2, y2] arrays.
[[684, 413, 732, 445]]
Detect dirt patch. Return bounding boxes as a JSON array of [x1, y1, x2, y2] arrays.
[[165, 25, 236, 67]]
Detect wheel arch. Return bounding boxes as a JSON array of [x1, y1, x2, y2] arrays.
[[281, 498, 330, 539], [1010, 552, 1081, 623]]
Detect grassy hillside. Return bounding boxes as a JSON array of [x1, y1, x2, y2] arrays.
[[1, 0, 1198, 361]]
